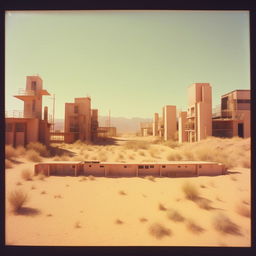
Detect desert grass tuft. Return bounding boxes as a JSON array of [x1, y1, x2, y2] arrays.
[[31, 185, 36, 190], [41, 190, 46, 195], [145, 175, 156, 182], [74, 221, 82, 228], [166, 209, 185, 222], [158, 203, 167, 211], [186, 220, 205, 234], [88, 175, 95, 181], [5, 159, 13, 169], [195, 197, 214, 210], [21, 169, 33, 181], [26, 142, 49, 157], [16, 181, 22, 186], [37, 173, 46, 181], [139, 217, 148, 223], [46, 213, 53, 217], [115, 219, 124, 224], [148, 223, 171, 239], [182, 182, 199, 201], [8, 189, 29, 213], [236, 203, 251, 218], [5, 145, 17, 159], [54, 194, 62, 199], [213, 213, 241, 235], [119, 190, 126, 195], [26, 150, 42, 162], [79, 177, 87, 182]]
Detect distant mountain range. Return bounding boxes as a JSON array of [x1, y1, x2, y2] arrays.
[[53, 116, 152, 134]]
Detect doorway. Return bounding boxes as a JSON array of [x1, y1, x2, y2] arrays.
[[238, 123, 244, 138]]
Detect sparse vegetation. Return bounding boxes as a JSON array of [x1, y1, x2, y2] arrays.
[[74, 221, 81, 228], [26, 150, 42, 162], [149, 223, 171, 239], [26, 142, 49, 157], [37, 173, 46, 181], [5, 159, 13, 169], [115, 219, 124, 224], [145, 175, 155, 182], [46, 213, 53, 217], [21, 169, 33, 181], [88, 175, 95, 180], [236, 203, 251, 218], [16, 182, 22, 186], [213, 213, 241, 235], [8, 189, 29, 213], [139, 217, 148, 223], [119, 190, 126, 195], [166, 209, 185, 222], [31, 185, 36, 190], [41, 190, 46, 195], [79, 177, 87, 182], [158, 203, 167, 211], [124, 140, 150, 150], [182, 182, 199, 201], [186, 220, 205, 234], [5, 145, 17, 159], [195, 197, 214, 210]]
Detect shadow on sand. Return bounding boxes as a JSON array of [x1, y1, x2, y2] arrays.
[[15, 207, 41, 216], [93, 137, 121, 145], [48, 146, 76, 157]]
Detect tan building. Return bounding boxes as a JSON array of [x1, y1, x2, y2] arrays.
[[140, 122, 153, 136], [64, 97, 92, 143], [212, 90, 250, 138], [5, 76, 51, 147], [185, 83, 212, 142], [152, 113, 159, 136], [163, 105, 177, 141], [178, 111, 188, 143]]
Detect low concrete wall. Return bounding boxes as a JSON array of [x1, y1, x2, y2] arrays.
[[197, 163, 224, 176]]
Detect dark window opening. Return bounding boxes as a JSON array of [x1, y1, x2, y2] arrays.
[[199, 165, 202, 168], [32, 100, 36, 112], [162, 165, 166, 168], [238, 123, 244, 138], [124, 165, 127, 168], [15, 123, 25, 132], [138, 165, 144, 169], [100, 165, 104, 168], [89, 165, 91, 167], [185, 166, 187, 168], [237, 99, 250, 104], [72, 165, 75, 168], [150, 165, 154, 168], [31, 81, 37, 90], [74, 105, 79, 114], [6, 123, 13, 132], [178, 166, 181, 168], [145, 166, 149, 169], [221, 97, 228, 110]]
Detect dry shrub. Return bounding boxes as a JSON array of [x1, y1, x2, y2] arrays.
[[79, 177, 87, 182], [145, 176, 156, 182], [129, 155, 135, 160], [88, 175, 95, 180], [164, 140, 180, 149], [213, 213, 241, 235], [115, 219, 124, 224], [200, 184, 207, 189], [230, 175, 237, 181], [21, 169, 33, 181], [41, 190, 46, 195], [5, 159, 13, 169], [124, 141, 150, 151], [98, 151, 108, 161], [139, 150, 145, 156], [186, 220, 205, 234], [139, 217, 148, 222], [8, 189, 28, 213], [59, 154, 70, 161], [167, 150, 182, 161], [166, 209, 185, 222], [73, 155, 85, 161], [182, 182, 199, 201], [119, 190, 126, 195], [74, 221, 81, 228], [46, 213, 53, 217], [16, 182, 22, 186], [26, 142, 49, 157], [37, 173, 46, 180], [195, 197, 214, 210], [5, 145, 17, 159], [16, 146, 26, 156], [26, 150, 42, 162], [158, 203, 167, 211], [149, 223, 171, 239], [54, 194, 62, 199], [236, 203, 251, 218]]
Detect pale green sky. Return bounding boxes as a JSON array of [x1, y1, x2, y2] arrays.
[[5, 10, 250, 119]]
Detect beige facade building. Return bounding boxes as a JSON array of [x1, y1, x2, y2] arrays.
[[64, 97, 92, 143], [212, 90, 250, 138], [163, 105, 177, 141], [184, 83, 212, 142], [178, 111, 188, 143], [5, 76, 51, 147]]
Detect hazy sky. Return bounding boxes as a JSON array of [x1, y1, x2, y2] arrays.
[[5, 10, 250, 119]]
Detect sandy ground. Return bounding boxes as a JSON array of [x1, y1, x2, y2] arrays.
[[5, 136, 251, 246]]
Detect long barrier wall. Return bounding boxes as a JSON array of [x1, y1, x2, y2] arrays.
[[35, 161, 227, 177]]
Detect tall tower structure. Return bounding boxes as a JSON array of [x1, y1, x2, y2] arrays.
[[163, 105, 177, 141], [152, 113, 159, 136], [186, 83, 212, 142], [14, 76, 50, 119]]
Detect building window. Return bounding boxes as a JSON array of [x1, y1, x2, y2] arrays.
[[15, 123, 25, 132], [178, 166, 181, 168], [74, 105, 79, 113], [150, 165, 154, 168], [89, 165, 91, 167], [100, 165, 104, 168], [6, 123, 13, 132], [72, 165, 75, 168], [162, 165, 166, 168], [124, 165, 127, 168], [138, 165, 144, 169], [31, 81, 37, 90], [145, 166, 149, 169], [199, 165, 202, 168], [221, 97, 228, 110]]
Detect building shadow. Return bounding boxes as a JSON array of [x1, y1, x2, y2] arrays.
[[47, 145, 76, 157], [226, 170, 241, 175], [93, 137, 120, 145]]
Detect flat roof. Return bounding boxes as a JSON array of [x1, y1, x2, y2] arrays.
[[221, 89, 250, 97]]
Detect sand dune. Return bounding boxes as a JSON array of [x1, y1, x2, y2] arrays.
[[5, 136, 251, 246]]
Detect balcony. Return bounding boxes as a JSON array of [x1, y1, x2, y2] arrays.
[[18, 88, 36, 96], [5, 110, 24, 118], [185, 122, 195, 130]]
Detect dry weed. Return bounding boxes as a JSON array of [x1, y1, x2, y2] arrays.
[[148, 223, 171, 239], [21, 169, 33, 181], [8, 189, 29, 213], [26, 150, 42, 162], [236, 203, 251, 218], [119, 190, 126, 195], [182, 182, 199, 201], [88, 175, 95, 180], [139, 217, 148, 223], [74, 221, 82, 228], [213, 213, 241, 235], [115, 219, 124, 224], [79, 177, 87, 182], [166, 209, 185, 222], [46, 213, 53, 217], [41, 190, 46, 195], [186, 220, 205, 234], [167, 150, 182, 161], [26, 142, 49, 157], [16, 182, 22, 186], [145, 176, 155, 182], [5, 145, 17, 159], [5, 159, 13, 169], [31, 185, 36, 190], [124, 141, 150, 150], [158, 203, 167, 211]]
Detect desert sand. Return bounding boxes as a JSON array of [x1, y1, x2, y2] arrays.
[[5, 136, 251, 246]]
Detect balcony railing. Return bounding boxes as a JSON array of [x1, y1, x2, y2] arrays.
[[17, 88, 36, 96], [185, 122, 195, 130], [5, 110, 24, 118]]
